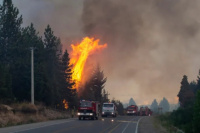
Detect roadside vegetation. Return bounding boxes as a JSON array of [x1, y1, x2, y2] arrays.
[[154, 74, 200, 133], [0, 103, 70, 127]]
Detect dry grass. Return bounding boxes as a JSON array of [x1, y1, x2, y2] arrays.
[[0, 103, 70, 128]]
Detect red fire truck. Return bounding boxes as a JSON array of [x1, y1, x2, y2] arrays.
[[77, 100, 100, 120], [126, 105, 138, 116], [139, 106, 152, 116]]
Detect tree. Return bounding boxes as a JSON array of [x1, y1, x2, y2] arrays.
[[129, 98, 136, 105], [20, 23, 46, 102], [159, 97, 170, 113], [193, 90, 200, 133], [0, 0, 22, 64], [102, 89, 109, 103], [196, 70, 200, 93], [111, 99, 124, 115], [0, 0, 23, 102], [92, 65, 107, 102], [178, 75, 194, 108], [42, 25, 62, 106], [80, 65, 107, 103], [150, 99, 158, 113], [0, 64, 12, 102], [61, 50, 77, 109], [190, 81, 197, 94], [10, 23, 45, 102]]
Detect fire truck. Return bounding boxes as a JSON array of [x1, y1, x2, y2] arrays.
[[102, 102, 117, 117], [126, 105, 138, 115], [139, 106, 152, 116], [77, 100, 100, 120]]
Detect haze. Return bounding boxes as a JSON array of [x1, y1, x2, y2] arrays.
[[4, 0, 200, 105]]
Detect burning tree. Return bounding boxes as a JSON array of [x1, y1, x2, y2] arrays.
[[62, 37, 107, 109], [61, 50, 77, 109], [80, 65, 107, 103], [69, 37, 107, 90]]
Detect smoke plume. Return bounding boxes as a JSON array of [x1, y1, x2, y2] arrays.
[[8, 0, 200, 105], [82, 0, 200, 105]]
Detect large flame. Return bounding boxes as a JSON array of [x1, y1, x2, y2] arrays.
[[70, 37, 107, 90]]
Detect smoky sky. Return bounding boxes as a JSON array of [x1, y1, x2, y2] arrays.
[[81, 0, 200, 105], [3, 0, 200, 105]]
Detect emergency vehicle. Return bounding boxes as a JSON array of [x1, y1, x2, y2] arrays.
[[77, 100, 100, 120], [139, 106, 152, 116], [102, 102, 117, 117], [126, 105, 138, 115]]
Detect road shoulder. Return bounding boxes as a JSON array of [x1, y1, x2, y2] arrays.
[[138, 116, 167, 133]]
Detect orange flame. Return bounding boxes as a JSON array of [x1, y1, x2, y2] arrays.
[[63, 99, 69, 109], [70, 37, 107, 90]]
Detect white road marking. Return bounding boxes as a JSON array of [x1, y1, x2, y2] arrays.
[[11, 119, 75, 133], [135, 117, 144, 133], [121, 117, 135, 133]]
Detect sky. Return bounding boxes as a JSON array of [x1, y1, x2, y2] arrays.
[[1, 0, 200, 105]]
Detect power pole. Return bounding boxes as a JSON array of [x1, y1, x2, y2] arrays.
[[30, 47, 35, 105]]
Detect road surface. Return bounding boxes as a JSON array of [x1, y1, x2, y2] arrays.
[[0, 116, 144, 133]]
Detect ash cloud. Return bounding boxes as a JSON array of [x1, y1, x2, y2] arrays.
[[82, 0, 200, 104]]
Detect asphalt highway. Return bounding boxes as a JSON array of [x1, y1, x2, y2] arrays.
[[0, 116, 144, 133]]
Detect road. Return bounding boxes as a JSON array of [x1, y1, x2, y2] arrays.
[[0, 116, 144, 133]]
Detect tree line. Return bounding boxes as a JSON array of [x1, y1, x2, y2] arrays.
[[150, 97, 170, 114], [0, 0, 78, 109], [158, 72, 200, 133], [0, 0, 114, 111]]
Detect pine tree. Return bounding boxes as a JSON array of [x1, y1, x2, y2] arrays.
[[80, 65, 107, 103], [150, 99, 158, 113], [20, 23, 45, 102], [111, 99, 124, 115], [190, 81, 197, 94], [0, 64, 12, 101], [178, 75, 194, 108], [102, 89, 109, 103], [0, 0, 22, 101], [129, 98, 136, 105], [193, 90, 200, 133], [43, 25, 62, 106], [196, 70, 200, 93], [61, 50, 77, 109], [0, 0, 22, 64], [92, 65, 107, 102], [159, 97, 170, 113]]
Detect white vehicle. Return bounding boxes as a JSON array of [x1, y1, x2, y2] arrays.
[[102, 103, 117, 117]]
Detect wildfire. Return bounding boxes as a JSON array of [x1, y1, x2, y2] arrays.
[[70, 37, 107, 90], [63, 99, 69, 109]]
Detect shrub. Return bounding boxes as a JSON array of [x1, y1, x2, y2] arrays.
[[20, 103, 37, 114]]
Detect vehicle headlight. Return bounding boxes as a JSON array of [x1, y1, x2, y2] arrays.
[[89, 113, 93, 116], [102, 112, 104, 114], [77, 113, 80, 115], [111, 112, 114, 114]]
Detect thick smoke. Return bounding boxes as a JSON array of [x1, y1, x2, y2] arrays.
[[12, 0, 84, 50], [9, 0, 200, 105], [82, 0, 200, 104]]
